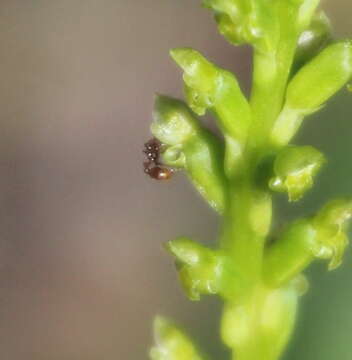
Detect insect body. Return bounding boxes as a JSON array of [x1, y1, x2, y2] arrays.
[[144, 164, 173, 180], [143, 138, 173, 180]]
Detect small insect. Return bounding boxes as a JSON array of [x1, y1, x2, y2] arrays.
[[143, 138, 174, 180]]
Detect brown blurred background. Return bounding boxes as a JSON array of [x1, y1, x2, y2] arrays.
[[0, 1, 351, 359]]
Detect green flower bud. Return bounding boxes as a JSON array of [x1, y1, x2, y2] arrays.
[[287, 41, 352, 110], [167, 238, 241, 301], [202, 0, 279, 52], [313, 199, 352, 269], [271, 41, 352, 146], [293, 11, 332, 72], [264, 199, 352, 287], [150, 317, 204, 360], [170, 48, 251, 176], [170, 48, 251, 143], [269, 145, 325, 201], [202, 0, 253, 46], [152, 95, 198, 146], [167, 237, 221, 300], [170, 48, 217, 116], [151, 95, 228, 214]]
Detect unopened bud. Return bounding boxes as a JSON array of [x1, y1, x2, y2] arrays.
[[152, 95, 198, 146], [269, 145, 325, 201], [150, 317, 203, 360]]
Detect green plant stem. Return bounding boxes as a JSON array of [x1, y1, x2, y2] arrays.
[[223, 282, 299, 360], [221, 181, 271, 284], [220, 170, 280, 359], [250, 51, 294, 150], [250, 4, 299, 150], [220, 27, 300, 358], [250, 51, 282, 149]]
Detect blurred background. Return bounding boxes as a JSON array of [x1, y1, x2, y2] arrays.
[[0, 0, 351, 359]]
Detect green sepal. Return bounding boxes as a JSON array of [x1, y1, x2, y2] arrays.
[[151, 95, 228, 214], [269, 145, 325, 201], [150, 317, 204, 360], [271, 41, 352, 146], [167, 237, 241, 301]]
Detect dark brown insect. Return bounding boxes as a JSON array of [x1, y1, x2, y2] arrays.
[[143, 138, 173, 180]]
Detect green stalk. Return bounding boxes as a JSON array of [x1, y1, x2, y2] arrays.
[[249, 51, 283, 149], [221, 181, 271, 285]]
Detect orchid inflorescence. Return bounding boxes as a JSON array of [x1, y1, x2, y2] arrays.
[[146, 1, 352, 359]]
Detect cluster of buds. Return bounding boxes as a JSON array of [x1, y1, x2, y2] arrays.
[[146, 0, 352, 359]]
